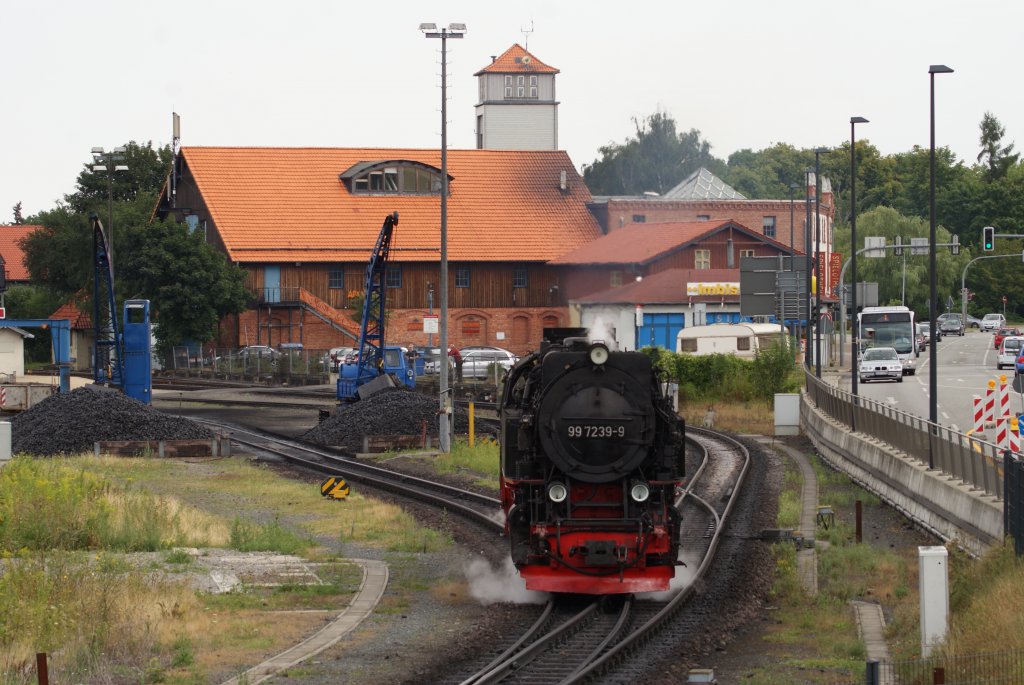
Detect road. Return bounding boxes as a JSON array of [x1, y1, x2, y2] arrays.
[[839, 330, 1024, 432]]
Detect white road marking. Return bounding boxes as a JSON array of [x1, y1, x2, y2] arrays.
[[886, 397, 897, 404], [942, 411, 950, 419]]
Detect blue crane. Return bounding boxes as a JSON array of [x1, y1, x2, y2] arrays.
[[337, 212, 415, 402]]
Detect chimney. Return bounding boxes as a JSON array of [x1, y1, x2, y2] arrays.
[[559, 170, 567, 193], [490, 55, 497, 63]]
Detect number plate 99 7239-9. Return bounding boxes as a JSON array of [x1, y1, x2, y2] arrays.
[[566, 422, 628, 439]]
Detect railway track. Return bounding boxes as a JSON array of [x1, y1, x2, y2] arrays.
[[431, 426, 751, 685], [189, 418, 504, 534]]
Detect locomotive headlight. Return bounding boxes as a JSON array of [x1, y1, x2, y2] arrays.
[[629, 480, 650, 503], [588, 342, 610, 366], [547, 482, 569, 503]]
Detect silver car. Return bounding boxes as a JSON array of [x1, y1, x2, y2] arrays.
[[998, 336, 1024, 370], [460, 347, 518, 380], [858, 346, 903, 383]]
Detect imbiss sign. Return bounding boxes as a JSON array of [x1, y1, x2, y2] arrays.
[[686, 282, 740, 297]]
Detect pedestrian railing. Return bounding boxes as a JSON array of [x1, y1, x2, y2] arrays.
[[805, 371, 1003, 499]]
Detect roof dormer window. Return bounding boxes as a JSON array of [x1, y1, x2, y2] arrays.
[[340, 160, 448, 195]]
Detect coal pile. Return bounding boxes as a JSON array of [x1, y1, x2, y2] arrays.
[[304, 388, 498, 448], [12, 385, 214, 457]]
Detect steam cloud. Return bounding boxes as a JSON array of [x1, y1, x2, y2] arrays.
[[464, 557, 548, 605]]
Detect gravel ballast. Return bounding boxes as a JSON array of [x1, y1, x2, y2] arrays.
[[12, 385, 214, 456]]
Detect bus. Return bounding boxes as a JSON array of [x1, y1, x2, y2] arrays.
[[857, 305, 916, 375]]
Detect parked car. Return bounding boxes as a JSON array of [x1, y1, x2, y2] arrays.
[[329, 346, 356, 371], [982, 313, 1006, 332], [460, 347, 518, 379], [939, 314, 964, 336], [994, 327, 1022, 349], [239, 345, 279, 360], [998, 336, 1024, 370], [965, 314, 983, 329], [858, 346, 903, 383], [919, 321, 942, 343], [914, 324, 927, 352]]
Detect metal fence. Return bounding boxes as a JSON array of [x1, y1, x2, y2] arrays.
[[805, 371, 1004, 499], [169, 347, 330, 385], [859, 649, 1024, 684]]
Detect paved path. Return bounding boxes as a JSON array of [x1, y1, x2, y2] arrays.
[[219, 558, 389, 685]]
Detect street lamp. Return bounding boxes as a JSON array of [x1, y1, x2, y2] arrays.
[[850, 117, 869, 399], [929, 64, 953, 466], [788, 182, 799, 259], [813, 146, 830, 379], [91, 146, 129, 265], [804, 168, 813, 369], [422, 21, 466, 453]]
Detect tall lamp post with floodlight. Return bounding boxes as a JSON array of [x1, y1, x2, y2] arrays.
[[789, 182, 799, 259], [421, 21, 466, 453], [91, 146, 129, 265], [813, 147, 830, 379], [928, 64, 953, 467], [850, 117, 868, 398]]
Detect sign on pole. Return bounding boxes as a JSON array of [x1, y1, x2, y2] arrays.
[[911, 237, 929, 256], [864, 237, 886, 258], [423, 315, 439, 334]]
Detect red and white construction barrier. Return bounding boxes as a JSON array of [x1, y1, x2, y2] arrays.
[[974, 395, 985, 434], [1010, 417, 1021, 453], [0, 386, 5, 407], [996, 417, 1008, 449], [999, 375, 1011, 418], [985, 380, 997, 425]]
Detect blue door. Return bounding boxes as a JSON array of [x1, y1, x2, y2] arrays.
[[264, 265, 280, 303], [637, 313, 685, 349]]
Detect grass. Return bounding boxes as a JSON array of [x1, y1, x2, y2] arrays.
[[0, 454, 456, 683], [681, 398, 775, 434]]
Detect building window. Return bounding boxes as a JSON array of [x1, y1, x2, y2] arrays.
[[328, 266, 344, 289], [530, 86, 538, 98], [513, 267, 528, 288], [504, 86, 512, 97], [697, 215, 710, 221], [763, 216, 777, 238], [632, 214, 646, 223], [740, 249, 755, 258], [610, 270, 623, 288], [517, 86, 525, 97], [695, 249, 711, 270], [530, 75, 537, 87], [517, 75, 524, 86], [345, 162, 442, 195], [455, 267, 470, 288], [386, 266, 402, 289]]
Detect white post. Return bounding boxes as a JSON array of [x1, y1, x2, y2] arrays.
[[918, 545, 949, 658], [0, 421, 9, 465]]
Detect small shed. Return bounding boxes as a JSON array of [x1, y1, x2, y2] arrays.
[[0, 326, 35, 379]]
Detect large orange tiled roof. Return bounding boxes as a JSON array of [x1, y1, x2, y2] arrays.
[[474, 44, 558, 75], [182, 147, 598, 263], [0, 224, 41, 281]]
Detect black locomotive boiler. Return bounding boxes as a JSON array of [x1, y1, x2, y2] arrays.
[[499, 329, 686, 594]]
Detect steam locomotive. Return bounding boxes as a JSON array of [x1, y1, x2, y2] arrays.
[[499, 329, 686, 594]]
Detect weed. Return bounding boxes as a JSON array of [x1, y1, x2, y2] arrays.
[[164, 549, 193, 565]]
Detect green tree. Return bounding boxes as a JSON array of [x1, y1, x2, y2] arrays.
[[65, 141, 174, 213], [116, 217, 250, 357], [977, 112, 1019, 181], [583, 112, 726, 195], [22, 143, 249, 354], [725, 143, 813, 200], [832, 206, 969, 317], [11, 202, 23, 224]]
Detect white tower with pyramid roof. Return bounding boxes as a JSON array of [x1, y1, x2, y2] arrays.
[[474, 44, 559, 150]]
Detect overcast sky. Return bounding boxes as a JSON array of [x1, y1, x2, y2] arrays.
[[4, 0, 1023, 220]]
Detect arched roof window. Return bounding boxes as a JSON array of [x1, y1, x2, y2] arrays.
[[339, 160, 450, 195]]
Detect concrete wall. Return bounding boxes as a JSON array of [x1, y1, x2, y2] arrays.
[[801, 393, 1002, 557]]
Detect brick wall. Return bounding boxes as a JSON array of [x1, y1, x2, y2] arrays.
[[228, 306, 567, 355]]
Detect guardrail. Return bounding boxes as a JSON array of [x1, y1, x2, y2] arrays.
[[805, 371, 1003, 499]]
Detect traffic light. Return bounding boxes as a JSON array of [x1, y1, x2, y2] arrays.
[[893, 236, 903, 256], [951, 234, 960, 256], [983, 226, 995, 251]]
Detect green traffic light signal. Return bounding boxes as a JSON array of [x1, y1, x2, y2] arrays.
[[983, 226, 995, 251]]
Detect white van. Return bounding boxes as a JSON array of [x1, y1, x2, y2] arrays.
[[676, 323, 786, 358]]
